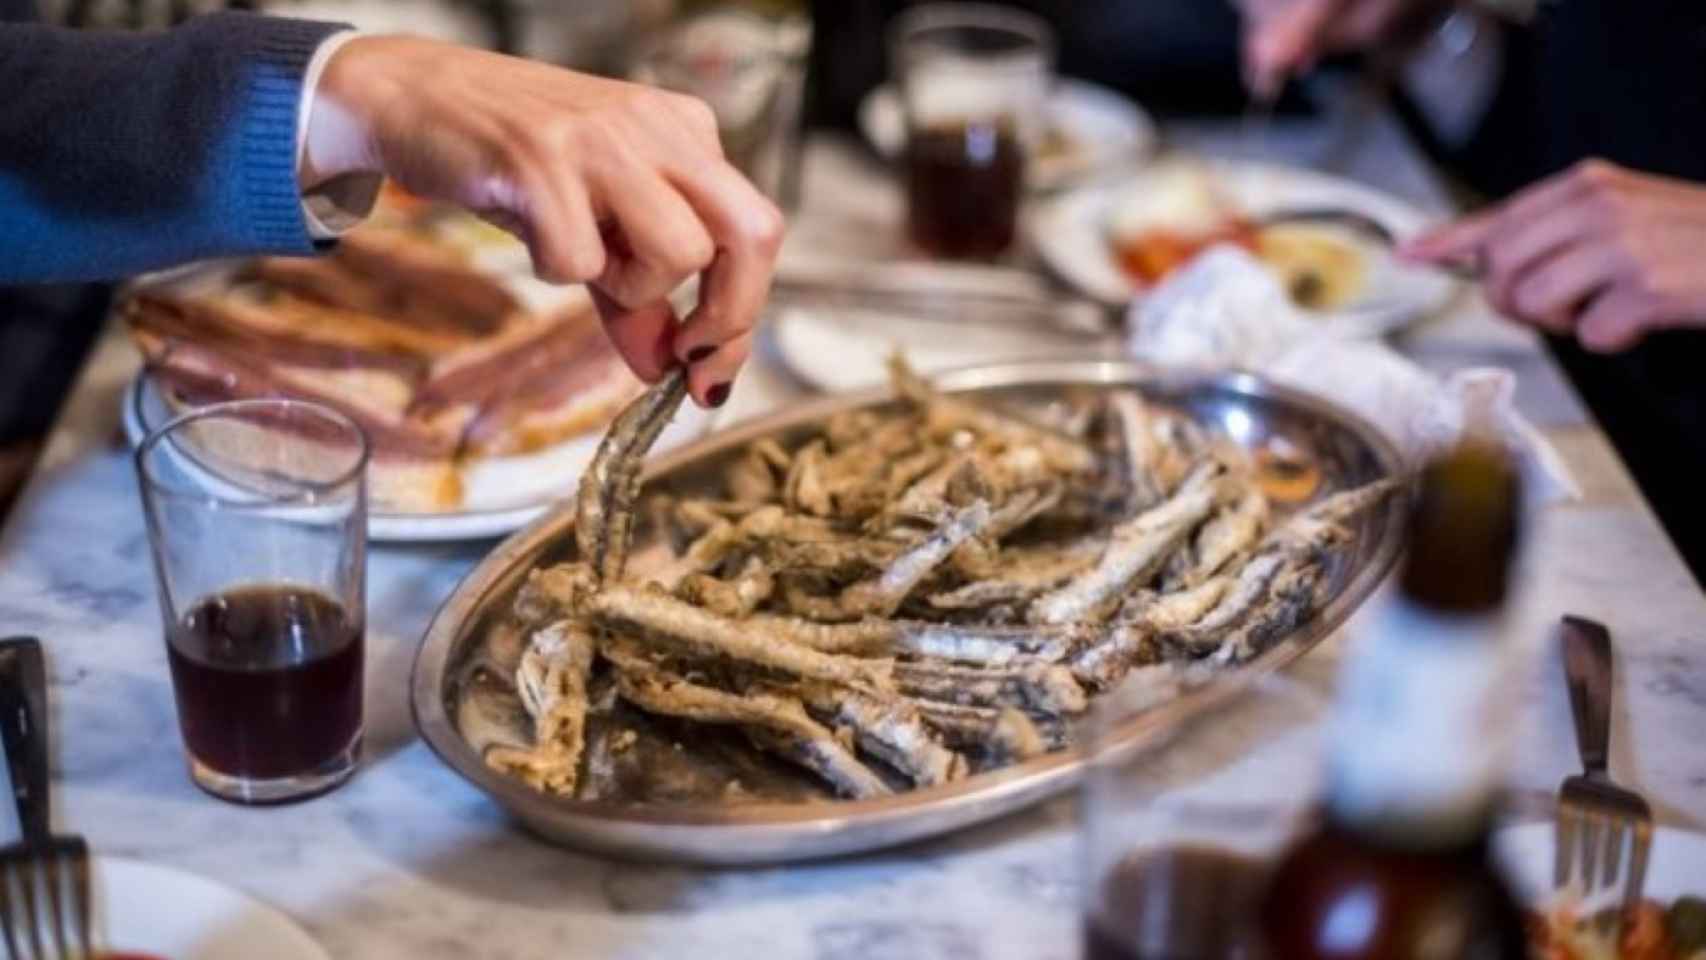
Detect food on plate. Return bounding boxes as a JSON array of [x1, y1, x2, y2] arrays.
[[1527, 896, 1706, 960], [1105, 163, 1367, 311], [487, 356, 1396, 800], [122, 226, 640, 512], [1255, 223, 1369, 312]]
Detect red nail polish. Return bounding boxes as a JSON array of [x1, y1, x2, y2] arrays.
[[706, 383, 730, 408], [687, 345, 716, 364]]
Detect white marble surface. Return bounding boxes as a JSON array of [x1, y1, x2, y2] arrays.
[[2, 116, 1704, 960]]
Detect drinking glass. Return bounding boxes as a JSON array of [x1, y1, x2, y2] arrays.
[[890, 3, 1054, 259], [1081, 669, 1326, 959], [135, 399, 369, 804]]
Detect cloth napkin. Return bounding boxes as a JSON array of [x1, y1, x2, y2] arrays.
[[1124, 248, 1578, 503]]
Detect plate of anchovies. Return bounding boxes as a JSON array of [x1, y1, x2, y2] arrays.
[[411, 357, 1408, 864]]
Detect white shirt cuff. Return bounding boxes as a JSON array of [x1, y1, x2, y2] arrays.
[[296, 29, 383, 240]]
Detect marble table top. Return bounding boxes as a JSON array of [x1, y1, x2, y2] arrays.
[[2, 116, 1703, 959]]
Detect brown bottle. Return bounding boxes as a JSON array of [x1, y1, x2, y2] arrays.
[[1257, 445, 1529, 960]]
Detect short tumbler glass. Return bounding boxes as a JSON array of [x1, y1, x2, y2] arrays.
[[135, 399, 369, 804], [891, 3, 1054, 259], [1081, 671, 1325, 960]]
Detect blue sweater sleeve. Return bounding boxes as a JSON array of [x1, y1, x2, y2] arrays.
[[0, 13, 349, 284]]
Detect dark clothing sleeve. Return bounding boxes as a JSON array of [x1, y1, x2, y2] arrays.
[[0, 10, 347, 283]]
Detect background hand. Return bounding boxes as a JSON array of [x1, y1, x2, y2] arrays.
[[1404, 160, 1706, 352], [1239, 0, 1447, 97], [302, 36, 785, 408]]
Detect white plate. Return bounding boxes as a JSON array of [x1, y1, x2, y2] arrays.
[[96, 856, 327, 960], [859, 78, 1158, 191], [770, 304, 1115, 393], [1495, 822, 1706, 903], [121, 375, 713, 543], [1030, 160, 1463, 337]]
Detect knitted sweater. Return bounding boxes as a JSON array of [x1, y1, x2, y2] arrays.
[[0, 3, 344, 282]]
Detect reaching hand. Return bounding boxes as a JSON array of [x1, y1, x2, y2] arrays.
[[1239, 0, 1448, 97], [301, 35, 785, 408], [1403, 160, 1706, 352]]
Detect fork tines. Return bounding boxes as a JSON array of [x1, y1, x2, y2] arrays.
[[0, 837, 93, 960], [1555, 774, 1654, 910]]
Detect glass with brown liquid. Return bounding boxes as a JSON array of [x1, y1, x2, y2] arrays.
[[890, 4, 1053, 259], [1079, 675, 1324, 959], [136, 398, 369, 804]]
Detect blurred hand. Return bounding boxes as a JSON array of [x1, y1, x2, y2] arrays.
[[1403, 160, 1706, 352], [1239, 0, 1449, 97], [301, 36, 785, 408]]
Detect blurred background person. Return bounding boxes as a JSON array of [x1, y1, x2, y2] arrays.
[[1241, 0, 1706, 579]]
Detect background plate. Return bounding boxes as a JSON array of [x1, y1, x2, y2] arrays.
[[121, 374, 714, 543], [97, 856, 327, 960], [1030, 159, 1462, 336]]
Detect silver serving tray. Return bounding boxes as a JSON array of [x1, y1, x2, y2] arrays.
[[411, 360, 1407, 864]]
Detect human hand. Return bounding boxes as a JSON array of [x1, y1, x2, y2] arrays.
[[301, 35, 785, 408], [1403, 160, 1706, 352], [1239, 0, 1448, 97]]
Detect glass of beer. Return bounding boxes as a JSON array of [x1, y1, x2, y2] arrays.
[[890, 3, 1054, 259], [1081, 670, 1324, 959], [135, 399, 369, 805]]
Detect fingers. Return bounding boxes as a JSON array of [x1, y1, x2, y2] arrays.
[[518, 168, 607, 284], [1403, 163, 1602, 266], [590, 287, 678, 384], [592, 171, 716, 309], [684, 330, 754, 410], [1505, 241, 1621, 332], [668, 160, 786, 383], [1576, 289, 1655, 353]]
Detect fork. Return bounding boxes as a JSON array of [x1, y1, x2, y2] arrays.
[[0, 637, 93, 960], [1554, 615, 1653, 910]]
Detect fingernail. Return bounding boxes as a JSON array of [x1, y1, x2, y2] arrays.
[[687, 345, 716, 364], [706, 382, 731, 408]]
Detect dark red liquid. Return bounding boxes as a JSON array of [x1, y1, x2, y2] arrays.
[[1257, 824, 1528, 959], [905, 120, 1025, 259], [166, 585, 363, 782], [1084, 845, 1268, 960]]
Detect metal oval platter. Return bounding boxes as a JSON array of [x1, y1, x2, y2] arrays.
[[412, 360, 1406, 864]]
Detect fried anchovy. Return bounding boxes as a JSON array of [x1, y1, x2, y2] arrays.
[[1068, 623, 1158, 691], [761, 538, 907, 580], [895, 659, 1089, 716], [1189, 489, 1269, 585], [575, 370, 687, 582], [485, 619, 597, 793], [892, 621, 1089, 665], [604, 643, 890, 799], [1109, 390, 1166, 511], [531, 577, 894, 692], [888, 354, 1097, 475], [1167, 552, 1287, 655], [794, 500, 995, 621], [1029, 460, 1225, 625], [677, 558, 776, 619], [932, 541, 1102, 610], [790, 683, 967, 787], [913, 701, 1050, 762], [784, 438, 832, 517], [1206, 560, 1327, 666], [1138, 576, 1234, 633]]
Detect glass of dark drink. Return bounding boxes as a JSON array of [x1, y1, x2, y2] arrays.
[[1080, 672, 1323, 959], [135, 399, 368, 805], [890, 4, 1054, 260]]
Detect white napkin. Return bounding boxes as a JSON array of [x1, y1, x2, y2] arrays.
[[1126, 248, 1578, 503]]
